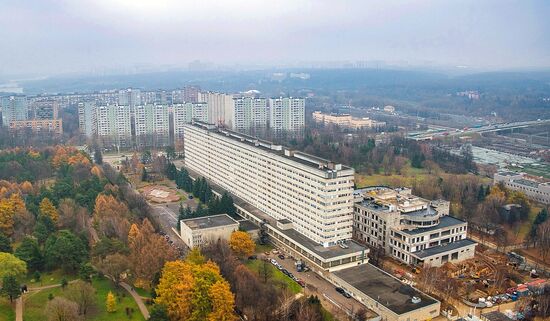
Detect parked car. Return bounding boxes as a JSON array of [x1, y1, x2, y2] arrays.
[[270, 259, 278, 265], [189, 195, 194, 199], [288, 273, 295, 279], [297, 280, 306, 288], [335, 287, 345, 294], [343, 291, 352, 298], [264, 251, 271, 256], [278, 254, 285, 260], [282, 269, 290, 276], [248, 255, 257, 260]]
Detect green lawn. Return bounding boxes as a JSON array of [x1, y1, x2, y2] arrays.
[[245, 260, 302, 294], [23, 277, 145, 321], [133, 287, 152, 299], [0, 297, 15, 321], [255, 242, 274, 253], [23, 269, 77, 288]]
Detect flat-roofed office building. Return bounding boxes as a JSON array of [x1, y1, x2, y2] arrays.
[[183, 122, 355, 247]]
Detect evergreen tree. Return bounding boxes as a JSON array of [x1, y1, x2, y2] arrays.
[[219, 193, 236, 216], [1, 275, 21, 302], [0, 233, 12, 253], [94, 148, 103, 165], [477, 185, 486, 201], [142, 168, 148, 182]]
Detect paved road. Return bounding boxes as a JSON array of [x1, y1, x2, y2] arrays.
[[15, 297, 22, 321], [263, 253, 372, 319], [120, 281, 150, 319]]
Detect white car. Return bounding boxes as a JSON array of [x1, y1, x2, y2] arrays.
[[270, 259, 278, 265]]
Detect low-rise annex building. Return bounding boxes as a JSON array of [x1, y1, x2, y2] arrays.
[[353, 187, 476, 267], [179, 214, 239, 248], [494, 171, 550, 204]]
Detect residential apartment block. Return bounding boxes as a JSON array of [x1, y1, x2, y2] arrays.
[[198, 91, 233, 126], [494, 171, 550, 204], [312, 111, 385, 129], [1, 95, 28, 127], [9, 119, 63, 135], [95, 104, 132, 147], [118, 88, 141, 108], [173, 102, 208, 140], [78, 102, 97, 138], [353, 187, 476, 267], [231, 97, 268, 132], [269, 97, 305, 133], [134, 104, 170, 147]]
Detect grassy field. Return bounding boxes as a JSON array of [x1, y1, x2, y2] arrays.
[[0, 297, 15, 321], [245, 259, 303, 294], [255, 242, 274, 253], [23, 270, 77, 288], [23, 277, 145, 321], [355, 163, 431, 188], [509, 163, 550, 179]]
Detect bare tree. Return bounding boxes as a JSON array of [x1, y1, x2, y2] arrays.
[[45, 297, 82, 321], [66, 280, 96, 315]]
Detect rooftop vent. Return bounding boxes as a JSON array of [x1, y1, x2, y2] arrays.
[[412, 296, 421, 304]]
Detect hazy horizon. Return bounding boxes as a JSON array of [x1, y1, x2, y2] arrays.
[[1, 0, 549, 78]]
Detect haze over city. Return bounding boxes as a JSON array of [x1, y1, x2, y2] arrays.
[[1, 0, 549, 77]]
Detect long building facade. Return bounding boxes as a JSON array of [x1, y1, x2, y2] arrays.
[[173, 102, 208, 140], [494, 171, 550, 204], [183, 122, 355, 247]]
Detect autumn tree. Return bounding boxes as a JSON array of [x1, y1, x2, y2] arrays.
[[45, 297, 81, 321], [0, 252, 27, 279], [208, 280, 237, 321], [40, 198, 59, 223], [229, 231, 255, 258], [0, 193, 27, 237], [93, 194, 131, 241], [106, 291, 117, 312], [128, 219, 177, 289], [155, 258, 237, 321]]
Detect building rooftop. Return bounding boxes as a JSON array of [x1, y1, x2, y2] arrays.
[[481, 311, 514, 321], [513, 178, 540, 188], [238, 220, 260, 232], [498, 171, 521, 177], [181, 214, 239, 230], [401, 216, 466, 236], [334, 264, 439, 315], [187, 122, 352, 173], [410, 238, 477, 259]]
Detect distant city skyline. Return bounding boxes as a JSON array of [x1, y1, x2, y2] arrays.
[[1, 0, 549, 77]]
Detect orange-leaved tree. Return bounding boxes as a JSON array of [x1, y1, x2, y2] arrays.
[[229, 231, 255, 258]]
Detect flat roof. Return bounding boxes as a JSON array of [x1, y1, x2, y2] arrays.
[[186, 122, 352, 173], [181, 214, 238, 230], [513, 178, 539, 188], [481, 311, 514, 321], [401, 216, 466, 236], [498, 171, 520, 177], [410, 238, 477, 259], [238, 220, 260, 232], [334, 264, 438, 315]]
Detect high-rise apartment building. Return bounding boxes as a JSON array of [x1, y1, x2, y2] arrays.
[[173, 103, 208, 140], [78, 102, 97, 138], [118, 88, 141, 108], [183, 86, 200, 103], [1, 96, 28, 127], [231, 97, 268, 133], [31, 100, 59, 120], [198, 91, 233, 126], [95, 105, 132, 147], [134, 104, 170, 147], [269, 97, 305, 133], [183, 122, 356, 247]]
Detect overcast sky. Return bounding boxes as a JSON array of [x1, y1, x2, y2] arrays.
[[1, 0, 549, 77]]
